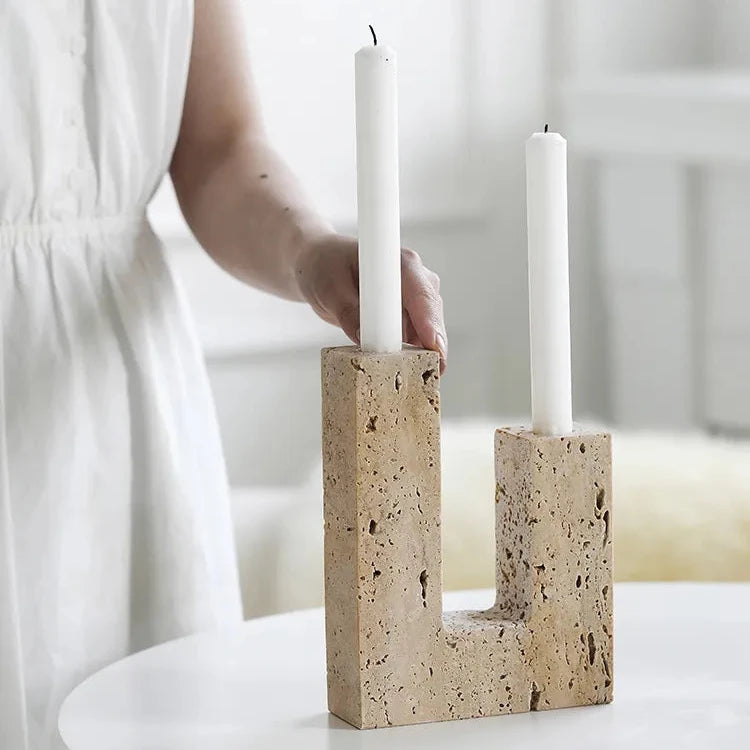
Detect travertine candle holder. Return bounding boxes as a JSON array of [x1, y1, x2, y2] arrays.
[[321, 346, 613, 729]]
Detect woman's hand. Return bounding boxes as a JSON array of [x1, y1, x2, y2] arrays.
[[296, 233, 447, 373]]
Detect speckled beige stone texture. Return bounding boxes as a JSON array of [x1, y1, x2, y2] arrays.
[[321, 346, 613, 729]]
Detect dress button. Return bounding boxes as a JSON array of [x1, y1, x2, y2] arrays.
[[50, 203, 69, 220], [70, 34, 86, 57], [67, 169, 87, 191], [63, 108, 79, 128], [50, 190, 77, 219]]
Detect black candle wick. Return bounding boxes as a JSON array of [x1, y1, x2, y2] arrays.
[[369, 24, 377, 46], [544, 123, 549, 133]]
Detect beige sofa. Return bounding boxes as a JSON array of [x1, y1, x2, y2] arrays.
[[232, 421, 750, 619]]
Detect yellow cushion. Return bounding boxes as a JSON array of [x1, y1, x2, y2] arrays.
[[233, 421, 750, 618]]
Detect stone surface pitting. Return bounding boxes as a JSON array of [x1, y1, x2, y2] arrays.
[[322, 346, 613, 729]]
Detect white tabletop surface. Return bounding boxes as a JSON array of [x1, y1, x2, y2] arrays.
[[59, 584, 750, 750]]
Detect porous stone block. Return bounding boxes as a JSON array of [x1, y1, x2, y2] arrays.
[[321, 346, 613, 729]]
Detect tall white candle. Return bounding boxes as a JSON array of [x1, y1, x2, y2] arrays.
[[355, 27, 402, 353], [526, 127, 573, 435]]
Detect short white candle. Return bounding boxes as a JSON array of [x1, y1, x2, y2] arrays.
[[525, 126, 573, 435], [355, 27, 402, 353]]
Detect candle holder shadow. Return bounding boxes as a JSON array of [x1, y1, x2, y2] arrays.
[[322, 346, 613, 729]]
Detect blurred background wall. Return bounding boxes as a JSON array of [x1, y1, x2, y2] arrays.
[[147, 0, 750, 615]]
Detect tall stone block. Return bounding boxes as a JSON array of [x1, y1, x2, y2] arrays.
[[322, 346, 613, 729]]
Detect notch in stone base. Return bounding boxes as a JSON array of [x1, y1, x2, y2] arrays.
[[321, 346, 613, 729]]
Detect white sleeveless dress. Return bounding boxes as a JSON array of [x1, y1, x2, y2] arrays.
[[0, 3, 243, 748]]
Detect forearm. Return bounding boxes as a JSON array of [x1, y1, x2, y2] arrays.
[[170, 133, 333, 301]]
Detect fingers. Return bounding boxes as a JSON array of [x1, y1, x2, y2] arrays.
[[335, 299, 360, 345], [327, 260, 360, 344], [402, 309, 421, 347], [298, 235, 447, 369], [426, 268, 440, 293], [400, 248, 448, 373], [299, 235, 361, 344]]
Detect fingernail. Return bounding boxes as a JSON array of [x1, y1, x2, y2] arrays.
[[435, 332, 447, 361]]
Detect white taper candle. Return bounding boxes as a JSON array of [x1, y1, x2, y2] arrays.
[[525, 127, 573, 435], [355, 27, 402, 353]]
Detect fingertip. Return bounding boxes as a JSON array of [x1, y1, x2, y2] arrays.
[[435, 332, 448, 374]]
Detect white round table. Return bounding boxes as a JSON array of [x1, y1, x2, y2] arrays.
[[59, 584, 750, 750]]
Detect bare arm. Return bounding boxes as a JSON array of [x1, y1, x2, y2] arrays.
[[170, 0, 448, 370], [170, 0, 325, 299]]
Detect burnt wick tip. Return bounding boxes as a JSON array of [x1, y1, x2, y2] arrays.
[[369, 24, 377, 46], [544, 123, 549, 133]]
